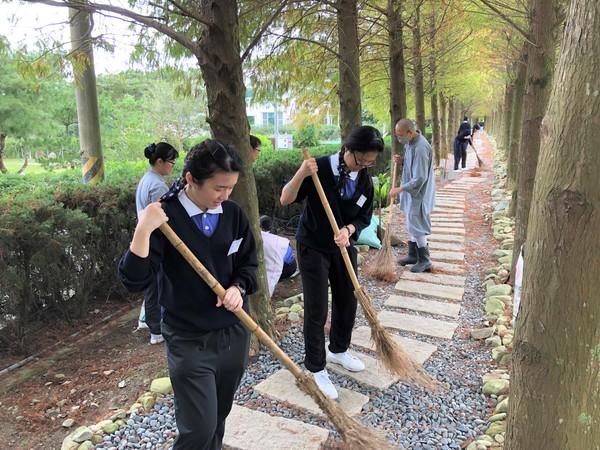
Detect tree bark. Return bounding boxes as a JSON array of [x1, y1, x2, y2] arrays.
[[447, 97, 456, 152], [337, 0, 362, 140], [388, 0, 407, 157], [502, 77, 515, 156], [506, 1, 600, 446], [197, 0, 275, 340], [511, 0, 562, 272], [412, 1, 426, 133], [439, 92, 448, 161], [0, 133, 7, 174], [69, 6, 105, 184], [507, 44, 528, 191]]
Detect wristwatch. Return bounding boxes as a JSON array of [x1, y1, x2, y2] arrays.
[[233, 283, 246, 297]]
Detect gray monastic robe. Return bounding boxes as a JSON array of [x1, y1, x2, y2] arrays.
[[399, 133, 436, 236]]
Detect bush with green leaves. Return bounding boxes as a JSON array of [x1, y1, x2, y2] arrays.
[[0, 167, 139, 353]]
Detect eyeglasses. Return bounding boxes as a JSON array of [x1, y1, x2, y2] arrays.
[[352, 152, 377, 168], [164, 159, 176, 165]]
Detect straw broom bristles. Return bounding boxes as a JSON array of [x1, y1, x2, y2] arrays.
[[356, 286, 439, 391], [158, 223, 394, 449], [365, 161, 398, 281]]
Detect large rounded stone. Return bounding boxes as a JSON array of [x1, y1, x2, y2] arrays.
[[482, 379, 510, 396]]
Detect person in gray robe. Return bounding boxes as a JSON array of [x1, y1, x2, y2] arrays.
[[389, 118, 436, 272]]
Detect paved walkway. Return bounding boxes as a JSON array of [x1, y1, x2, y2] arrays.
[[222, 163, 487, 448]]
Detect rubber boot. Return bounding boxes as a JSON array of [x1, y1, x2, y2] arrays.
[[398, 241, 418, 266], [410, 245, 433, 273]]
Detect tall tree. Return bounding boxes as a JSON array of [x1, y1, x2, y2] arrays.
[[511, 0, 563, 272], [506, 0, 600, 446], [69, 6, 105, 183], [410, 0, 426, 132], [387, 0, 407, 155], [28, 0, 283, 337], [337, 0, 362, 139]]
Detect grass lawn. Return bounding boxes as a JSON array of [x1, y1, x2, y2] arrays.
[[3, 159, 64, 175]]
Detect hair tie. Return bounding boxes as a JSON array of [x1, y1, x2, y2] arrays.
[[145, 143, 157, 153]]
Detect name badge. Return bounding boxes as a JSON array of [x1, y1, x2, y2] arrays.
[[228, 238, 243, 256], [357, 195, 367, 207]]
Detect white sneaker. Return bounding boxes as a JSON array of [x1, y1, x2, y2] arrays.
[[313, 369, 338, 399], [326, 350, 365, 372], [150, 333, 164, 345]]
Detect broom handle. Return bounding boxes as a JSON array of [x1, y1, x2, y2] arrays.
[[389, 160, 398, 210], [158, 223, 305, 380], [301, 148, 361, 290]]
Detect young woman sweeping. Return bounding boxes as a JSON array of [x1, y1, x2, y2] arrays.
[[280, 125, 384, 399], [119, 139, 258, 450]]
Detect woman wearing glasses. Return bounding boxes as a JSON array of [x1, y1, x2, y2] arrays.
[[135, 142, 179, 345], [280, 125, 384, 399], [121, 139, 258, 449]]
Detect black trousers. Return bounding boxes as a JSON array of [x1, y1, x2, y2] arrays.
[[297, 243, 358, 373], [453, 139, 467, 170], [280, 257, 298, 280], [143, 269, 162, 335], [162, 321, 250, 450]]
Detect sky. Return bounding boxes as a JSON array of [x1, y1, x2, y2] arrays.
[[0, 1, 142, 74]]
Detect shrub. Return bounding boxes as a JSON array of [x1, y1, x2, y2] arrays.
[[0, 167, 138, 353]]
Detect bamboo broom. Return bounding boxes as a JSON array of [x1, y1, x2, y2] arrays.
[[468, 137, 484, 167], [365, 160, 398, 281], [301, 149, 437, 389], [158, 222, 394, 450]]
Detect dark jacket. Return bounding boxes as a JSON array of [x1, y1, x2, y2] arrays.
[[119, 197, 258, 332]]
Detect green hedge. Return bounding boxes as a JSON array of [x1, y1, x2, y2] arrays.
[[0, 166, 138, 353]]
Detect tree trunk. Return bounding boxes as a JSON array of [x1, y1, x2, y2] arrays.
[[412, 2, 426, 133], [440, 93, 448, 161], [69, 6, 105, 184], [430, 92, 440, 166], [511, 0, 562, 272], [337, 0, 362, 140], [507, 44, 528, 191], [428, 3, 440, 165], [447, 97, 456, 152], [17, 153, 29, 175], [506, 1, 600, 447], [197, 0, 275, 340], [0, 133, 7, 174], [502, 79, 515, 155], [388, 0, 407, 157]]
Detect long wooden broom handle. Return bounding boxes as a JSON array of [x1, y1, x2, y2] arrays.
[[301, 148, 361, 290], [389, 160, 398, 210], [158, 223, 304, 380]]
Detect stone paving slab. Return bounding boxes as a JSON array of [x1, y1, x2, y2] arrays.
[[254, 369, 368, 417], [400, 271, 466, 286], [427, 241, 464, 252], [432, 261, 466, 275], [378, 311, 458, 339], [224, 405, 329, 450], [431, 217, 464, 222], [428, 234, 465, 243], [394, 279, 464, 301], [352, 326, 437, 365], [326, 351, 401, 390], [431, 227, 465, 235], [431, 222, 464, 228], [384, 294, 462, 318], [434, 202, 464, 209], [430, 250, 465, 262]]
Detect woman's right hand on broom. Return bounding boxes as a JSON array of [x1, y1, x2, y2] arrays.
[[130, 202, 168, 258], [281, 158, 317, 205]]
